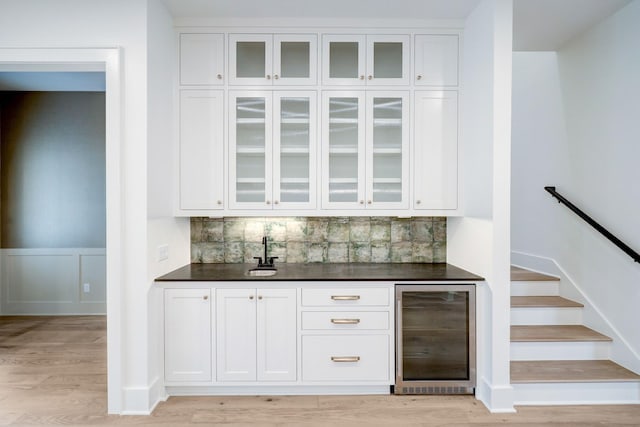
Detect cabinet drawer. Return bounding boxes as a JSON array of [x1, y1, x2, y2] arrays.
[[301, 288, 389, 307], [302, 335, 389, 382], [302, 311, 389, 330]]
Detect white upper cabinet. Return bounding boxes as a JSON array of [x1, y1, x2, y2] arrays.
[[180, 33, 225, 85], [179, 90, 224, 211], [322, 35, 409, 86], [413, 91, 458, 210], [229, 34, 317, 85], [414, 34, 459, 86], [322, 91, 409, 210], [229, 91, 317, 210]]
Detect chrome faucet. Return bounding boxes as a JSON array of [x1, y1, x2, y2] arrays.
[[253, 236, 278, 269]]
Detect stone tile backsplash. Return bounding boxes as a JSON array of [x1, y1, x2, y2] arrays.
[[191, 217, 446, 264]]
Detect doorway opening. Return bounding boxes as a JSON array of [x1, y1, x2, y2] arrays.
[[0, 48, 123, 414]]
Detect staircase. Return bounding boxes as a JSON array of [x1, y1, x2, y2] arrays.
[[510, 266, 640, 405]]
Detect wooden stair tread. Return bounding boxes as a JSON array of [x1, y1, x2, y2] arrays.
[[511, 266, 559, 282], [511, 360, 640, 383], [511, 325, 612, 342], [511, 296, 583, 308]]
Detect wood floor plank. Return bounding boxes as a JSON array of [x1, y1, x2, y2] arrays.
[[511, 296, 583, 308], [3, 315, 640, 425], [511, 325, 612, 342], [511, 266, 559, 282], [511, 360, 640, 383]]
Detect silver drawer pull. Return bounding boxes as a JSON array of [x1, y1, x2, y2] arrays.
[[331, 356, 360, 363], [331, 318, 360, 324], [331, 295, 360, 301]]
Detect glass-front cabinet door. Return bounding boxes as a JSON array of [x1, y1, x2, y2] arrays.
[[273, 35, 317, 85], [366, 92, 409, 209], [322, 35, 366, 86], [322, 91, 408, 210], [230, 34, 316, 85], [322, 35, 409, 86], [230, 91, 316, 210], [367, 35, 410, 85], [273, 92, 317, 209], [229, 92, 273, 209], [229, 35, 272, 85], [322, 92, 366, 209]]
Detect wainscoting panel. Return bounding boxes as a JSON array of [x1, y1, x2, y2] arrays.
[[0, 248, 106, 314]]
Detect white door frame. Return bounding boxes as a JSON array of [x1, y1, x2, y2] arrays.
[[0, 47, 124, 413]]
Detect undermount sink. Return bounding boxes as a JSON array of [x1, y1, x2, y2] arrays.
[[248, 268, 277, 277]]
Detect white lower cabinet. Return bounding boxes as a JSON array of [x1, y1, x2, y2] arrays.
[[163, 284, 393, 391], [302, 335, 389, 381], [164, 288, 213, 383], [216, 288, 297, 381], [300, 286, 394, 385]]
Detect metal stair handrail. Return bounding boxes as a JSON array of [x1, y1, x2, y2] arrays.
[[544, 186, 640, 264]]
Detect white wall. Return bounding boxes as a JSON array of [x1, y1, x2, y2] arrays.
[[448, 0, 513, 413], [0, 0, 157, 414], [511, 0, 640, 372], [146, 0, 191, 407]]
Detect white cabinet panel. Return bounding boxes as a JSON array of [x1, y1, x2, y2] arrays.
[[216, 288, 296, 382], [301, 287, 389, 307], [414, 35, 459, 86], [414, 91, 458, 209], [179, 90, 224, 211], [165, 288, 212, 382], [257, 289, 297, 381], [302, 335, 389, 381], [180, 33, 224, 85], [301, 311, 389, 330], [216, 288, 257, 381]]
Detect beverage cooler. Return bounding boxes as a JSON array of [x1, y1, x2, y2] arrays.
[[395, 284, 476, 394]]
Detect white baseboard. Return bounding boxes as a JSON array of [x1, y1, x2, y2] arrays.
[[513, 382, 640, 405], [166, 385, 392, 396], [476, 377, 515, 413], [122, 377, 166, 415]]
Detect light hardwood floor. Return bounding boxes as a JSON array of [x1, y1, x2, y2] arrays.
[[1, 316, 639, 426]]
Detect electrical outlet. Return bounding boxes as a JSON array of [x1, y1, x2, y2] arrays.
[[83, 283, 91, 293], [158, 244, 169, 261]]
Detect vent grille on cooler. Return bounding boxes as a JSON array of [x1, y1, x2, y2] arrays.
[[401, 386, 472, 395]]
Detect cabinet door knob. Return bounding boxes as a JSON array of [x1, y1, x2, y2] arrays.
[[266, 200, 271, 205], [359, 200, 364, 205], [367, 200, 372, 205], [274, 200, 279, 205], [258, 295, 263, 300], [417, 75, 422, 80], [249, 295, 254, 300], [217, 200, 222, 205], [274, 74, 279, 80], [203, 295, 208, 300], [217, 74, 223, 80], [416, 200, 421, 205], [266, 74, 271, 80], [359, 75, 365, 80], [368, 75, 373, 80]]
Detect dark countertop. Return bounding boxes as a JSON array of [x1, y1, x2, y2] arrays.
[[155, 263, 483, 282]]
